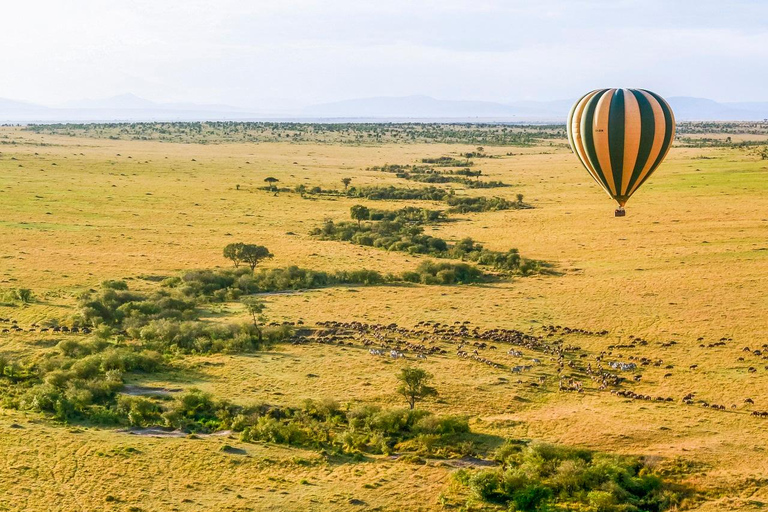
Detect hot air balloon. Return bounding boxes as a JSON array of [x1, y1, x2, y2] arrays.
[[567, 88, 675, 216]]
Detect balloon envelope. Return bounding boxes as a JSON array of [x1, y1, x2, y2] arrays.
[[567, 88, 675, 207]]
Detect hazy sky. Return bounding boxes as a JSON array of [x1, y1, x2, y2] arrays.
[[2, 0, 766, 107]]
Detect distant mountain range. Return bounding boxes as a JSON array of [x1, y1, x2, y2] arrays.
[[61, 93, 252, 113], [300, 95, 768, 121], [1, 93, 767, 123], [301, 96, 575, 120], [0, 93, 283, 123]]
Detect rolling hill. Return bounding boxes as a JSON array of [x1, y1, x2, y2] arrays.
[[2, 94, 767, 123]]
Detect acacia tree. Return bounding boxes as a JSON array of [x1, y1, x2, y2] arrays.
[[264, 177, 279, 191], [242, 297, 265, 323], [396, 367, 437, 410], [240, 244, 273, 271], [350, 205, 370, 227], [341, 177, 352, 190], [223, 243, 245, 267], [223, 243, 273, 270], [241, 297, 267, 341]]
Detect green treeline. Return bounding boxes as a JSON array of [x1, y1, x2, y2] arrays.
[[367, 161, 509, 189], [293, 184, 530, 211], [24, 122, 566, 146], [312, 206, 544, 274], [455, 441, 695, 512]]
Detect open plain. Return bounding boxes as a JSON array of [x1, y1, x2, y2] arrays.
[[1, 123, 768, 511]]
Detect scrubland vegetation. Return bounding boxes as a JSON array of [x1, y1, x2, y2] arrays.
[[76, 279, 291, 353], [312, 206, 542, 274], [1, 122, 767, 511], [367, 155, 510, 188], [455, 442, 695, 511], [25, 121, 566, 145], [284, 179, 528, 208]]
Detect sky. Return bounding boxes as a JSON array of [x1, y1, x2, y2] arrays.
[[1, 0, 767, 108]]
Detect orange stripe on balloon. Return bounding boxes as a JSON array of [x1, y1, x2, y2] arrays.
[[592, 89, 617, 196], [620, 89, 641, 197], [626, 90, 666, 197]]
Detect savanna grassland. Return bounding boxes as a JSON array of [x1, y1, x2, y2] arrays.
[[1, 122, 768, 512]]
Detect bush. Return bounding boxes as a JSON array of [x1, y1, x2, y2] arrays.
[[87, 406, 125, 425], [415, 414, 469, 435], [10, 338, 173, 425], [172, 263, 483, 304], [369, 161, 509, 188], [20, 384, 63, 414], [313, 214, 541, 275], [445, 195, 518, 213], [512, 484, 553, 511], [348, 185, 449, 201], [174, 266, 388, 298], [163, 388, 228, 432], [74, 279, 295, 356], [13, 288, 34, 304], [456, 442, 692, 512], [102, 280, 129, 290], [466, 470, 506, 503], [241, 416, 307, 445], [135, 319, 268, 353], [117, 396, 163, 427], [414, 261, 482, 284], [77, 286, 196, 328], [99, 349, 163, 373], [235, 403, 474, 458]]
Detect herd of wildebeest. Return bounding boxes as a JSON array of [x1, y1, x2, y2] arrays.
[[0, 318, 91, 334], [299, 319, 768, 418], [3, 315, 767, 417]]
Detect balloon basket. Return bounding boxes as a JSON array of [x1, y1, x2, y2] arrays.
[[614, 207, 626, 217]]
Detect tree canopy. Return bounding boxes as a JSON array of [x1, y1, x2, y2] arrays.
[[397, 367, 438, 410], [224, 243, 273, 270], [350, 205, 370, 226]]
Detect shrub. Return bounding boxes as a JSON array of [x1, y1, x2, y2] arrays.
[[77, 285, 195, 328], [456, 442, 693, 512], [99, 349, 163, 373], [415, 414, 469, 435], [13, 288, 34, 304], [20, 384, 63, 414], [369, 161, 509, 188], [313, 215, 541, 275], [74, 280, 292, 356], [117, 396, 163, 427], [163, 388, 226, 432], [241, 416, 307, 445], [445, 195, 529, 213], [172, 263, 484, 304], [102, 280, 129, 290], [87, 406, 125, 425]]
